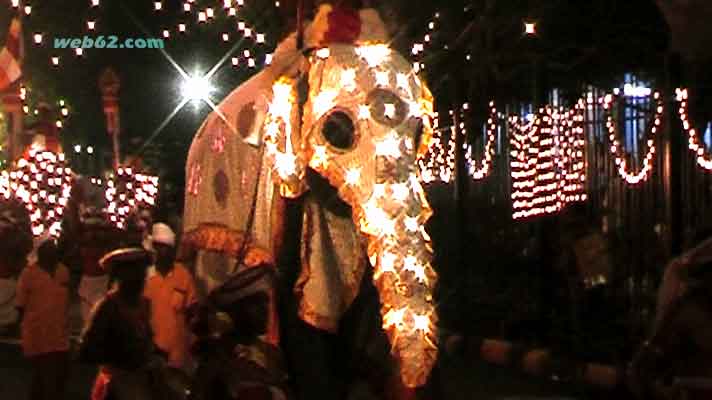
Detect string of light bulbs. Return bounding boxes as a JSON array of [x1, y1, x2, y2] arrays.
[[509, 112, 542, 219], [102, 166, 159, 229], [464, 101, 498, 180], [0, 149, 72, 237], [601, 91, 663, 185], [419, 102, 499, 183], [675, 88, 712, 172], [410, 12, 440, 73], [508, 102, 587, 220], [11, 0, 274, 68]]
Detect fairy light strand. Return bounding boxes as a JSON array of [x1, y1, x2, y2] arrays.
[[601, 91, 662, 185], [676, 88, 712, 172]]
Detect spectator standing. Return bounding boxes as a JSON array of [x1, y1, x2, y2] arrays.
[[144, 223, 198, 372], [15, 239, 70, 400], [79, 248, 161, 400], [0, 261, 19, 334]]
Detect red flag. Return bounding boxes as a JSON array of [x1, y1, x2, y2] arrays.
[[0, 18, 23, 91]]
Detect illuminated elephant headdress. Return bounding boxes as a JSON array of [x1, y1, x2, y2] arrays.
[[183, 4, 437, 387]]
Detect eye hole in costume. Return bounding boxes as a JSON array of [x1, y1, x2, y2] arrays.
[[322, 111, 356, 150], [367, 88, 408, 127]]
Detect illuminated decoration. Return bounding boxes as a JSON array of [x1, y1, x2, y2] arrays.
[[103, 167, 159, 229], [295, 32, 438, 386], [509, 113, 541, 219], [465, 102, 497, 180], [524, 21, 537, 35], [556, 100, 587, 203], [676, 88, 712, 172], [410, 12, 440, 70], [5, 0, 272, 70], [418, 113, 450, 183], [509, 103, 587, 219], [0, 150, 73, 237], [535, 110, 563, 214], [263, 78, 304, 197], [33, 33, 43, 44], [601, 91, 662, 185], [419, 103, 498, 183], [182, 5, 437, 387], [341, 68, 357, 92], [354, 44, 391, 67]]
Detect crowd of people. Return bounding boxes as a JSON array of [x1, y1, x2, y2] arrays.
[[1, 209, 711, 400], [0, 222, 200, 400], [0, 214, 292, 400]]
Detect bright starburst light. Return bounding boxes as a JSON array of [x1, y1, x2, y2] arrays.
[[181, 73, 215, 108]]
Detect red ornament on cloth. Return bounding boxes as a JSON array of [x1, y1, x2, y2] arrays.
[[324, 7, 361, 44]]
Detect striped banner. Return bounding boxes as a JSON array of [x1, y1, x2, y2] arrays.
[[0, 18, 23, 91]]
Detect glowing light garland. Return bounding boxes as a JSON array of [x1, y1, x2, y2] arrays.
[[103, 167, 159, 229], [555, 100, 587, 203], [410, 12, 440, 72], [465, 102, 497, 180], [601, 91, 662, 185], [15, 0, 274, 68], [417, 113, 447, 183], [509, 113, 542, 219], [676, 88, 712, 172], [509, 103, 587, 220], [419, 103, 499, 183], [0, 150, 72, 237]]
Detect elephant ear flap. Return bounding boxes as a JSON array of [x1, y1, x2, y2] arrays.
[[182, 82, 281, 264]]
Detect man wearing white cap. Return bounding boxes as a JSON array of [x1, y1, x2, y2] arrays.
[[143, 223, 197, 371]]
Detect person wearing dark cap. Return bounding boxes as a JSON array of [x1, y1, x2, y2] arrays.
[[79, 248, 165, 400], [15, 239, 70, 400]]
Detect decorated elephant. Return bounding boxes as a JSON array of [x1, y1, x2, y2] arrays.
[[181, 4, 438, 398]]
